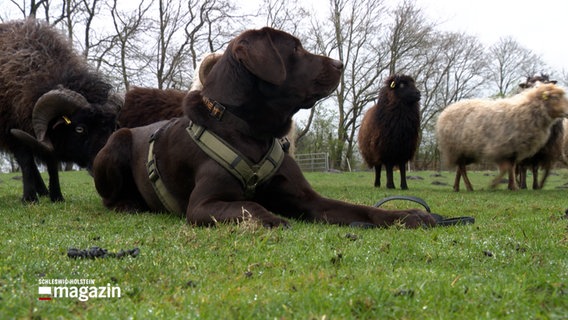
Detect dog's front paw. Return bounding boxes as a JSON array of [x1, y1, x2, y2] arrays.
[[260, 215, 291, 229], [399, 210, 437, 228]]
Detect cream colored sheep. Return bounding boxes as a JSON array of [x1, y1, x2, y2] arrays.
[[189, 52, 223, 91], [436, 83, 568, 191]]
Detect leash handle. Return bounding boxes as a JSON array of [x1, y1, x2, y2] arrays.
[[373, 195, 431, 213]]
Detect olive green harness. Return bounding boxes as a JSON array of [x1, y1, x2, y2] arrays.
[[146, 98, 285, 213]]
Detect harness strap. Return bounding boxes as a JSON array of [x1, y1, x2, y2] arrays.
[[147, 127, 184, 214], [186, 122, 284, 198]]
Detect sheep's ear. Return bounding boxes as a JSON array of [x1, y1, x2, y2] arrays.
[[541, 91, 549, 100], [541, 90, 559, 101], [232, 30, 286, 85]]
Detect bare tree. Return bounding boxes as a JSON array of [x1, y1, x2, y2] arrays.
[[4, 0, 69, 23], [413, 31, 488, 168], [385, 0, 434, 75], [150, 0, 242, 89], [488, 36, 546, 97], [260, 0, 309, 36], [8, 0, 47, 18], [308, 0, 388, 169], [90, 0, 154, 91], [418, 32, 488, 127], [559, 69, 568, 87]]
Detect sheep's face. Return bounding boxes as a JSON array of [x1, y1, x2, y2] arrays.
[[538, 84, 568, 119], [387, 75, 421, 104], [49, 108, 118, 170]]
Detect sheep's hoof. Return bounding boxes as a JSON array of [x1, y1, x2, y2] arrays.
[[21, 195, 40, 204], [50, 194, 65, 202]]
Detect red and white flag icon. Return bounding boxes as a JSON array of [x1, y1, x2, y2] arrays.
[[38, 287, 52, 300]]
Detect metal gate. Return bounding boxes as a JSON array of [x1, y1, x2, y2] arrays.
[[294, 153, 329, 172]]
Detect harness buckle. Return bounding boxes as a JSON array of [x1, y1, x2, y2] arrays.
[[147, 159, 159, 182], [247, 173, 259, 187]]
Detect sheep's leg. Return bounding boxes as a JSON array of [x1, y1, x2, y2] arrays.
[[490, 163, 507, 189], [399, 162, 408, 190], [531, 164, 541, 190], [462, 168, 474, 191], [385, 164, 395, 189], [492, 162, 517, 190], [373, 165, 381, 187], [45, 157, 64, 202], [507, 164, 518, 190], [454, 164, 473, 192], [13, 147, 47, 203], [31, 166, 49, 197], [518, 164, 528, 189], [453, 167, 461, 192], [537, 166, 551, 190]]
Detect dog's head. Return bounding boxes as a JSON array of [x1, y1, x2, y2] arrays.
[[196, 27, 343, 138]]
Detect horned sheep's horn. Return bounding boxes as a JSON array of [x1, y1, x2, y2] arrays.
[[32, 88, 90, 149], [10, 128, 55, 155]]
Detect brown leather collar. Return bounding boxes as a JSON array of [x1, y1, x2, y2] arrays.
[[202, 96, 227, 120]]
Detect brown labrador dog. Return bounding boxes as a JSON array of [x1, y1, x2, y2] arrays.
[[93, 27, 436, 228]]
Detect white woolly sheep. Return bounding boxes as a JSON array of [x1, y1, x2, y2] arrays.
[[436, 83, 568, 191], [189, 52, 223, 91]]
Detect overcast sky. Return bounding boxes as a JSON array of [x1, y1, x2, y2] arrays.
[[409, 0, 566, 72], [4, 0, 564, 73], [251, 0, 566, 73]]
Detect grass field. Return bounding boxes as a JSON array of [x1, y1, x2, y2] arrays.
[[0, 169, 567, 319]]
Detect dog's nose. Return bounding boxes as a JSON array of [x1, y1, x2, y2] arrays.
[[331, 59, 343, 70]]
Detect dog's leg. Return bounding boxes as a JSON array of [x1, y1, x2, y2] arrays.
[[187, 199, 291, 228], [186, 174, 291, 228], [259, 161, 435, 228], [268, 189, 434, 228], [93, 129, 149, 212]]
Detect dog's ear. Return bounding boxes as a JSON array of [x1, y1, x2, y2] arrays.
[[232, 30, 287, 85]]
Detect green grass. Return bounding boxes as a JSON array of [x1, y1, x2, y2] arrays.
[[1, 169, 567, 319]]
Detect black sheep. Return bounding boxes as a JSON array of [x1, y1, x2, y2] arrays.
[[0, 19, 122, 202], [358, 74, 421, 189]]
